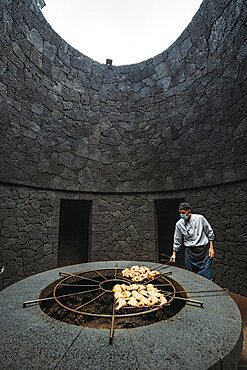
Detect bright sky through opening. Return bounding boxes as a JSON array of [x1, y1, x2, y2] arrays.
[[42, 0, 203, 66]]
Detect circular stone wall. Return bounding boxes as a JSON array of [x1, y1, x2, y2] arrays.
[[0, 0, 246, 297], [0, 261, 243, 370], [0, 0, 246, 193]]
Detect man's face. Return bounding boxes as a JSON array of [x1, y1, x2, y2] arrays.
[[179, 209, 191, 220]]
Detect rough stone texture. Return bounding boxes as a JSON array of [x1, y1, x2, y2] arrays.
[[0, 0, 246, 295], [91, 196, 157, 262], [0, 185, 59, 289], [0, 0, 246, 192], [188, 181, 247, 296], [0, 182, 246, 295], [0, 262, 243, 370]]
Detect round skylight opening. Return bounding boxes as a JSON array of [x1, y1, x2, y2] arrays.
[[42, 0, 203, 66]]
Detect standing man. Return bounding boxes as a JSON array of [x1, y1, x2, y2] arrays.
[[170, 202, 215, 280]]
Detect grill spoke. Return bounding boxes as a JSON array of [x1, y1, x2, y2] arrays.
[[94, 270, 108, 281], [74, 291, 107, 311], [60, 283, 99, 288], [59, 271, 100, 284]]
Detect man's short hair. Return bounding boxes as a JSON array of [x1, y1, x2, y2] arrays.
[[178, 202, 192, 211]]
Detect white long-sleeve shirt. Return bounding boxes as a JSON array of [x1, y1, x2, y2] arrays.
[[173, 214, 214, 252]]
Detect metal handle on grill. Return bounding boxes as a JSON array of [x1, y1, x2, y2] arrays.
[[109, 298, 116, 345]]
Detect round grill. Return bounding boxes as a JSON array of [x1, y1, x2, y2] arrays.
[[22, 262, 228, 345], [51, 267, 177, 318]]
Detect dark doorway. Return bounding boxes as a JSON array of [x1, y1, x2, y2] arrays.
[[155, 198, 185, 268], [58, 199, 91, 267]]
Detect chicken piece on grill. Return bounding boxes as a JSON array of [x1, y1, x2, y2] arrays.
[[114, 291, 124, 299], [132, 290, 144, 301], [113, 282, 167, 310], [122, 290, 132, 298], [120, 284, 129, 290], [146, 284, 158, 291], [128, 297, 139, 307], [148, 271, 160, 279], [138, 295, 150, 306], [115, 297, 127, 311], [132, 272, 149, 282], [131, 265, 140, 270], [132, 275, 143, 282], [137, 284, 146, 290], [160, 296, 168, 305], [127, 284, 139, 291], [149, 292, 162, 298], [148, 296, 159, 305], [139, 266, 148, 274], [112, 284, 122, 293], [139, 289, 149, 297], [122, 265, 160, 282]]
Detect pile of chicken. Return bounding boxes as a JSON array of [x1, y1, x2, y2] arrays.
[[122, 265, 160, 282], [113, 283, 167, 311]]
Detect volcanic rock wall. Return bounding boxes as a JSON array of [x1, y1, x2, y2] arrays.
[[0, 0, 246, 294]]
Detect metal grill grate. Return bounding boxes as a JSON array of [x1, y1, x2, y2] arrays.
[[23, 263, 226, 344]]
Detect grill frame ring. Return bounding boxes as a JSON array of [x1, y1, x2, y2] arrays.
[[52, 267, 178, 318]]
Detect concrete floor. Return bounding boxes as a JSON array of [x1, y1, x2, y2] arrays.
[[230, 293, 247, 369]]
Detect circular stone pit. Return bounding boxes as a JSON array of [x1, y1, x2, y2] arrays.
[[0, 261, 243, 370], [39, 268, 186, 329]]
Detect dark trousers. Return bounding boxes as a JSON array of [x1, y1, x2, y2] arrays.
[[184, 245, 213, 280]]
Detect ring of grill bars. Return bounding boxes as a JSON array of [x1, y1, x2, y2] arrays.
[[53, 268, 177, 318]]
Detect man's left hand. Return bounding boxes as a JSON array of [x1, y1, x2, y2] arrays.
[[209, 247, 215, 259]]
